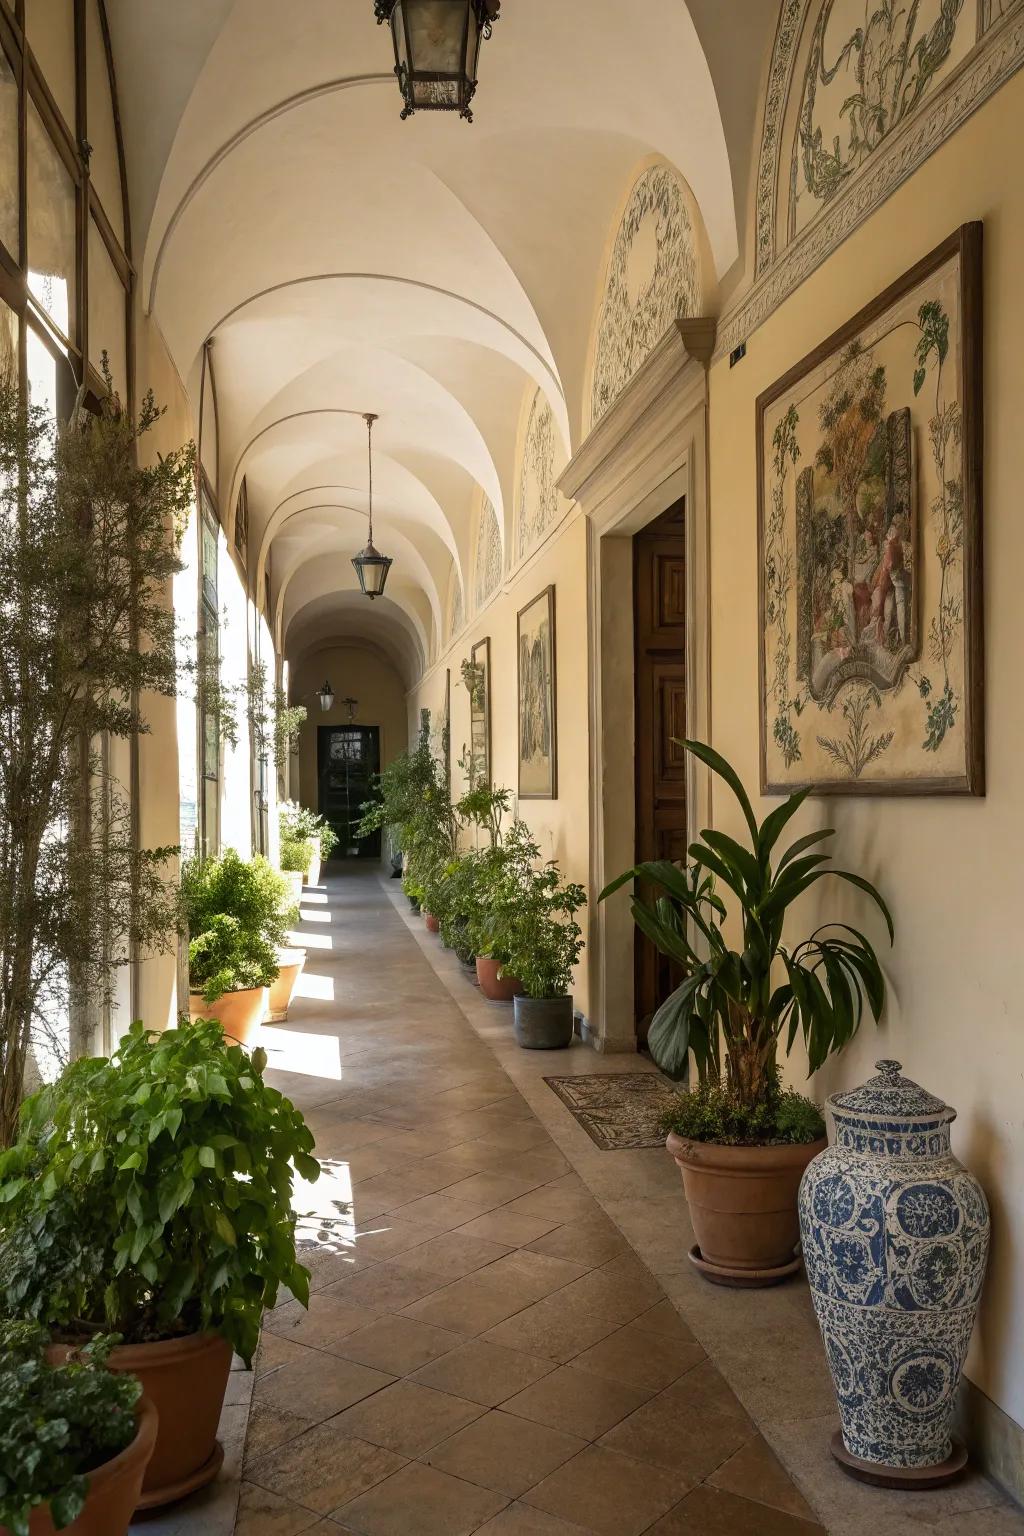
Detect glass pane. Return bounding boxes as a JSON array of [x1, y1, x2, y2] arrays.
[[85, 0, 124, 242], [26, 323, 58, 418], [27, 99, 77, 341], [0, 47, 17, 259], [0, 299, 17, 390], [25, 0, 76, 129], [88, 217, 126, 398], [405, 1, 466, 72]]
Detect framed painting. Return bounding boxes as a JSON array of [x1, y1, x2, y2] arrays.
[[468, 637, 491, 785], [757, 223, 983, 796], [518, 585, 557, 799]]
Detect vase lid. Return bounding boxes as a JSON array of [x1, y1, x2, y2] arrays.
[[829, 1060, 955, 1126]]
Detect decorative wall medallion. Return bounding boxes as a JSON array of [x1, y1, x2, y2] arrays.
[[447, 567, 464, 643], [516, 390, 558, 560], [799, 1061, 989, 1476], [591, 164, 701, 427], [475, 496, 502, 609], [757, 224, 983, 795]]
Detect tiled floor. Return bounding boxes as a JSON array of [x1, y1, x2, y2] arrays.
[[207, 865, 1021, 1536]]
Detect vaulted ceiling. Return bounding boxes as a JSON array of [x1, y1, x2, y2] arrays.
[[108, 0, 780, 685]]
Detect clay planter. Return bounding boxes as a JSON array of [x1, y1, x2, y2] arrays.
[[476, 954, 521, 1002], [513, 994, 574, 1050], [189, 985, 269, 1048], [667, 1131, 825, 1286], [2, 1397, 158, 1536], [51, 1334, 231, 1512], [424, 912, 440, 934], [305, 838, 322, 889], [266, 949, 305, 1022]]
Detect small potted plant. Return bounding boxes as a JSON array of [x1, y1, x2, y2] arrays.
[[0, 1323, 157, 1536], [467, 819, 538, 1002], [182, 850, 291, 1045], [500, 858, 586, 1050], [279, 802, 337, 888], [0, 1020, 319, 1512], [601, 740, 891, 1284], [278, 827, 310, 907]]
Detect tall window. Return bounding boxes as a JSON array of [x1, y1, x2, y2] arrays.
[[234, 477, 249, 564], [199, 485, 221, 857]]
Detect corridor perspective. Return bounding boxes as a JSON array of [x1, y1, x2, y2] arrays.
[[2, 2, 1024, 1535]]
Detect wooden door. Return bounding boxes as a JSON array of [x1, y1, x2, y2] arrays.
[[633, 501, 687, 1044], [317, 726, 381, 858]]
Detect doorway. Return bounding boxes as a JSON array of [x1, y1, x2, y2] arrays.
[[317, 726, 381, 859], [633, 500, 687, 1044]]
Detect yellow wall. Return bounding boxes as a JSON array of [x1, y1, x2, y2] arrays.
[[293, 645, 409, 820], [413, 513, 593, 1018], [708, 68, 1024, 1426]]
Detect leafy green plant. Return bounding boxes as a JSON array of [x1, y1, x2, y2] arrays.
[[601, 740, 892, 1106], [496, 851, 586, 1000], [0, 1323, 140, 1536], [357, 712, 456, 898], [181, 850, 291, 1002], [660, 1073, 825, 1147], [0, 1018, 320, 1366], [273, 688, 307, 766], [0, 361, 194, 1145], [279, 801, 338, 861], [466, 819, 538, 969], [279, 833, 314, 876]]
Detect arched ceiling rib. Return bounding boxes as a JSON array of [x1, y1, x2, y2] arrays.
[[108, 0, 747, 684]]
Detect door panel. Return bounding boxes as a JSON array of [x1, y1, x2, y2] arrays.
[[634, 501, 687, 1044], [317, 727, 381, 858]]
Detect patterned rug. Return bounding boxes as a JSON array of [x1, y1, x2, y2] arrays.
[[544, 1073, 681, 1150]]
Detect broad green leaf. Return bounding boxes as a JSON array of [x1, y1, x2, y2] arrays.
[[775, 826, 835, 874], [678, 738, 758, 843], [756, 785, 812, 866]]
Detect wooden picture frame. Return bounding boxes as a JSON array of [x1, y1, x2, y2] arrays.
[[517, 585, 557, 799], [469, 636, 491, 785], [757, 222, 983, 796]]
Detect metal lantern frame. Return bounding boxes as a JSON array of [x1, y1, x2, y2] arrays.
[[351, 412, 394, 601], [373, 0, 501, 121], [318, 681, 336, 713]]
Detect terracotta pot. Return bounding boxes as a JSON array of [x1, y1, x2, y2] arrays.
[[513, 994, 574, 1050], [189, 985, 268, 1048], [305, 839, 321, 889], [424, 912, 440, 934], [3, 1397, 158, 1536], [51, 1334, 231, 1511], [475, 954, 522, 1002], [667, 1131, 826, 1280], [267, 948, 305, 1023]]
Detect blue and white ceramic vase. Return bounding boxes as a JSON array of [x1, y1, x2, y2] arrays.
[[799, 1060, 989, 1473]]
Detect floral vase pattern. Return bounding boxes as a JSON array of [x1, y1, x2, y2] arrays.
[[799, 1061, 989, 1471]]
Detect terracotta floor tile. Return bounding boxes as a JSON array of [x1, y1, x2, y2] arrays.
[[411, 1338, 556, 1407], [598, 1363, 753, 1482], [456, 1210, 562, 1247], [482, 1291, 621, 1363], [570, 1320, 705, 1392], [323, 1258, 448, 1315], [646, 1484, 826, 1534], [474, 1122, 554, 1153], [553, 1257, 665, 1327], [629, 1299, 696, 1342], [345, 1218, 439, 1263], [330, 1379, 486, 1457], [478, 1248, 590, 1300], [246, 1425, 407, 1514], [426, 1409, 587, 1498], [439, 1169, 549, 1213], [522, 1445, 689, 1536], [393, 1230, 513, 1282], [333, 1458, 508, 1536], [263, 1292, 377, 1354], [234, 1481, 323, 1535], [501, 1364, 654, 1441], [708, 1433, 818, 1521], [243, 1397, 315, 1464], [335, 1314, 466, 1375], [505, 1188, 606, 1227], [390, 1191, 492, 1231], [497, 1149, 573, 1185], [473, 1506, 594, 1536], [525, 1221, 628, 1269], [402, 1271, 533, 1335], [252, 1349, 395, 1427]]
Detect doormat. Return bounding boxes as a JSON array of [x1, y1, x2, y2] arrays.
[[543, 1073, 681, 1151]]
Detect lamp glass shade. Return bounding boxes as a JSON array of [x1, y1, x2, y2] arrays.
[[381, 0, 496, 118], [318, 682, 335, 713], [352, 542, 394, 600]]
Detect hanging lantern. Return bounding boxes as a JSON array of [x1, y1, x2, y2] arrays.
[[373, 1, 501, 122], [352, 413, 394, 600], [318, 680, 335, 713]]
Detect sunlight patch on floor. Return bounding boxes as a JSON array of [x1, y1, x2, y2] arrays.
[[288, 930, 333, 950], [300, 891, 329, 905], [298, 907, 331, 923], [294, 970, 335, 1002], [292, 1155, 356, 1252], [260, 1026, 342, 1080]]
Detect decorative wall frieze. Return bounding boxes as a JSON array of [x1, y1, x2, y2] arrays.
[[720, 2, 1024, 364]]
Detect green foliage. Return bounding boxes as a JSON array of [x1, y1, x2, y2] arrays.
[[0, 363, 194, 1144], [181, 850, 290, 1003], [492, 845, 587, 1000], [279, 801, 337, 861], [359, 713, 459, 903], [0, 1323, 140, 1536], [601, 739, 892, 1110], [661, 1074, 825, 1148], [273, 689, 307, 765], [0, 1019, 319, 1367], [279, 833, 314, 875]]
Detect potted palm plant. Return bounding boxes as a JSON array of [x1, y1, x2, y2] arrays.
[[0, 1019, 319, 1511], [0, 1324, 157, 1536], [499, 856, 586, 1050], [601, 740, 892, 1285], [182, 850, 292, 1045]]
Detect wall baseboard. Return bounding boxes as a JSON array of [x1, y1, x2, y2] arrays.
[[955, 1377, 1024, 1508]]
